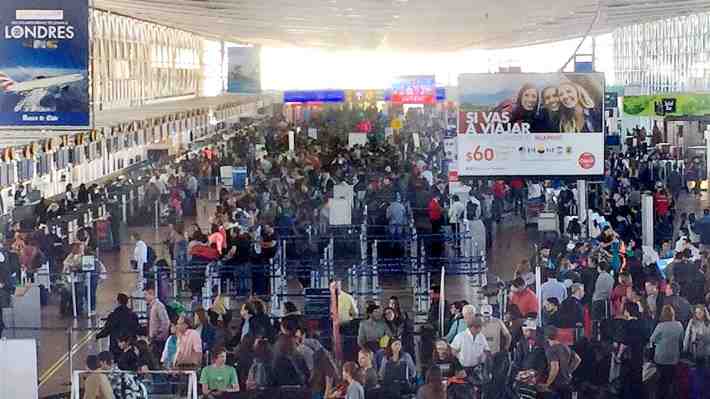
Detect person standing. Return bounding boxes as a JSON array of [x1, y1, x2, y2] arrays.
[[510, 277, 540, 318], [200, 347, 239, 398], [83, 353, 115, 399], [174, 316, 204, 369], [650, 305, 685, 399], [541, 270, 568, 304], [146, 286, 170, 360], [451, 306, 490, 374], [131, 233, 147, 272], [538, 326, 581, 399]]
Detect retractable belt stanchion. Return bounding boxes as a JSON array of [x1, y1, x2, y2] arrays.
[[642, 194, 654, 248]]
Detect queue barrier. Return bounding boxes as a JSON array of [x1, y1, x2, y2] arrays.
[[71, 370, 198, 399]]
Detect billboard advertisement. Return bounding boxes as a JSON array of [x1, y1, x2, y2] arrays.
[[0, 0, 90, 128], [227, 46, 261, 93], [623, 93, 710, 116], [390, 75, 436, 104], [457, 73, 604, 176]]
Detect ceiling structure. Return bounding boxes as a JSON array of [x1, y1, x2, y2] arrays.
[[94, 0, 710, 51]]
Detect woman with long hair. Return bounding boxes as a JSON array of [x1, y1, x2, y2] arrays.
[[342, 361, 365, 399], [510, 84, 539, 130], [430, 340, 463, 378], [416, 366, 446, 399], [558, 79, 601, 133], [379, 336, 416, 396], [684, 304, 710, 364]]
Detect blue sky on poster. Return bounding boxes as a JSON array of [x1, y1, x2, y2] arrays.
[[259, 34, 614, 91]]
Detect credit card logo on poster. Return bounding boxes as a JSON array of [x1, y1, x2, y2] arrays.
[[390, 75, 436, 105], [0, 0, 90, 128]]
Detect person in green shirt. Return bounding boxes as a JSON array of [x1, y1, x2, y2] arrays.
[[200, 348, 239, 398]]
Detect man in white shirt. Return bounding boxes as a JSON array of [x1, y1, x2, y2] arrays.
[[541, 270, 568, 304], [451, 305, 490, 369], [449, 195, 465, 224], [131, 233, 148, 272]]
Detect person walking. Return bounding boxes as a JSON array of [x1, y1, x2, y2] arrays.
[[96, 293, 140, 361]]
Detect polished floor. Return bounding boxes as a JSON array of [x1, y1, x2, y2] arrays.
[[27, 190, 708, 397]]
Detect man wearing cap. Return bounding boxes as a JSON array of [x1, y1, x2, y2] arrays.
[[513, 318, 546, 368], [480, 304, 511, 355], [451, 305, 490, 372]]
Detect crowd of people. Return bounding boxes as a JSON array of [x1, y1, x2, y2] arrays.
[[4, 103, 710, 399]]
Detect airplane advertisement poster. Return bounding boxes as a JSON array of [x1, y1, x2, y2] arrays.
[[0, 0, 90, 128], [456, 73, 604, 176], [227, 46, 261, 94]]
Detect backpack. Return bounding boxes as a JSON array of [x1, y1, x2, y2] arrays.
[[146, 246, 157, 266], [110, 372, 147, 399], [567, 219, 581, 236]]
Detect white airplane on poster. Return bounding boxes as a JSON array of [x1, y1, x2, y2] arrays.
[[0, 72, 83, 94]]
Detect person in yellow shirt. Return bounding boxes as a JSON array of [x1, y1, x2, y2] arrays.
[[337, 280, 358, 324]]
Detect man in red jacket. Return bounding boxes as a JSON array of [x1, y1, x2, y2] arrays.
[[428, 196, 443, 234], [510, 177, 525, 215], [510, 277, 540, 318], [653, 187, 670, 219]]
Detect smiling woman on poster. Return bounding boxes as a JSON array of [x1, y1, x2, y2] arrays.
[[510, 83, 539, 129], [534, 86, 561, 132], [558, 76, 602, 133]]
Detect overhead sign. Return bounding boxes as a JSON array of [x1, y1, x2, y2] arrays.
[[227, 46, 261, 93], [385, 86, 445, 102], [0, 0, 90, 128], [283, 90, 345, 103], [457, 73, 605, 176], [390, 75, 436, 104]]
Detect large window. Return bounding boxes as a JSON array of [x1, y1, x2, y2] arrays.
[[614, 13, 710, 94], [92, 10, 202, 110]]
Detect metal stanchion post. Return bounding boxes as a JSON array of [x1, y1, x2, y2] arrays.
[[68, 324, 73, 382], [86, 272, 92, 318], [71, 272, 78, 319], [154, 200, 159, 238]]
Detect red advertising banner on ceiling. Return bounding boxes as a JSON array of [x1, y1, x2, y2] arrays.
[[390, 75, 436, 104]]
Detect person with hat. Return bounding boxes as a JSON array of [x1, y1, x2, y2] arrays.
[[480, 304, 512, 355]]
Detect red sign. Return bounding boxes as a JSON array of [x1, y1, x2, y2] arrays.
[[578, 152, 596, 169], [448, 170, 459, 182], [391, 75, 436, 105]]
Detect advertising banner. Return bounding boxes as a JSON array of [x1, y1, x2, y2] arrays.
[[622, 93, 710, 116], [390, 75, 436, 104], [227, 46, 261, 93], [283, 90, 345, 103], [457, 73, 604, 176], [0, 0, 90, 128]]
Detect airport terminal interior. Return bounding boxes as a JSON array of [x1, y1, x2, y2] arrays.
[[3, 1, 710, 399]]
